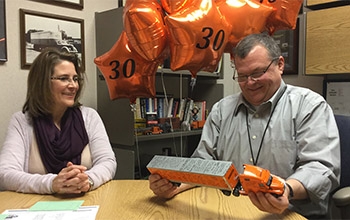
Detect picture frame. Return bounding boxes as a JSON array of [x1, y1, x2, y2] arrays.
[[118, 0, 123, 7], [53, 0, 83, 9], [271, 19, 299, 75], [118, 0, 127, 7], [323, 79, 350, 116], [0, 0, 7, 62], [20, 9, 85, 69], [30, 0, 84, 10]]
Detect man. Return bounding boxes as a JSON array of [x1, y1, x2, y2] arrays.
[[149, 33, 340, 218]]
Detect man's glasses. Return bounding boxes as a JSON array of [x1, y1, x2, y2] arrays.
[[51, 75, 82, 84], [233, 57, 279, 83]]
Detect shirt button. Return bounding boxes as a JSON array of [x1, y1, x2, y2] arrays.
[[255, 114, 259, 118], [250, 158, 253, 162], [252, 135, 257, 139]]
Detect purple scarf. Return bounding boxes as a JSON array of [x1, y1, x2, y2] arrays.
[[33, 108, 89, 174]]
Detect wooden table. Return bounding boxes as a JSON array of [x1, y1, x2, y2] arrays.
[[0, 180, 306, 220]]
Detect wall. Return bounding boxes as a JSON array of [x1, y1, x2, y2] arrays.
[[219, 13, 325, 97], [0, 0, 117, 147], [219, 55, 324, 98], [0, 1, 325, 149]]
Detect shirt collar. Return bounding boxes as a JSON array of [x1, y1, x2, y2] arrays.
[[234, 80, 287, 116]]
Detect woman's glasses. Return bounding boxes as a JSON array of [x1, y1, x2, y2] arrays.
[[51, 75, 82, 85]]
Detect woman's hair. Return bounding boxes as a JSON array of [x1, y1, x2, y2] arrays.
[[22, 47, 86, 118], [233, 33, 281, 60]]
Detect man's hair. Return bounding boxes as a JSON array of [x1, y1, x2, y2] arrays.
[[233, 33, 281, 60], [22, 47, 86, 118]]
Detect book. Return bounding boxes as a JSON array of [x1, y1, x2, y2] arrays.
[[146, 98, 157, 115], [171, 98, 180, 118], [146, 113, 158, 127], [157, 97, 164, 118], [140, 98, 147, 119], [134, 97, 142, 119], [183, 98, 194, 124], [177, 98, 187, 121], [193, 101, 206, 121], [166, 97, 174, 117]]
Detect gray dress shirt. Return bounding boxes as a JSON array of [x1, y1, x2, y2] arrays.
[[192, 80, 340, 217]]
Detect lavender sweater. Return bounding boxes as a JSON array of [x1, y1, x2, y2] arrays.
[[0, 106, 117, 194]]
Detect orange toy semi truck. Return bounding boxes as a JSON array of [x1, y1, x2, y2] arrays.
[[147, 156, 285, 197]]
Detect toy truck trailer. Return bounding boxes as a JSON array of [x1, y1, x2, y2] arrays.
[[147, 155, 240, 192]]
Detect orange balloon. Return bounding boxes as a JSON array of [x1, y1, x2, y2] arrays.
[[123, 0, 168, 62], [165, 0, 232, 78], [94, 31, 159, 101], [251, 0, 303, 33], [216, 0, 274, 52], [160, 0, 191, 14]]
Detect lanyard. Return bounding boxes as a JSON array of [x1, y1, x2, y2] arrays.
[[245, 106, 275, 166], [245, 87, 286, 165]]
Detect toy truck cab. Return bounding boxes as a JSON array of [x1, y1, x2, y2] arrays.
[[238, 164, 285, 196]]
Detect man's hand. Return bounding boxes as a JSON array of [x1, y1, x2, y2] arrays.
[[248, 191, 289, 214], [149, 174, 178, 199], [52, 162, 89, 194]]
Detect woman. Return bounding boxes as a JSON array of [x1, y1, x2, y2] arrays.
[[0, 48, 117, 194]]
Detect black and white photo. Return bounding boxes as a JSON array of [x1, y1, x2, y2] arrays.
[[20, 9, 84, 69]]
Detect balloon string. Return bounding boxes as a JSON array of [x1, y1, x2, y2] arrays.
[[160, 64, 182, 157], [129, 103, 143, 178], [134, 126, 143, 179]]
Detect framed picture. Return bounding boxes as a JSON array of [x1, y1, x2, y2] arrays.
[[53, 0, 83, 9], [271, 19, 299, 75], [20, 9, 85, 69], [118, 0, 127, 7], [323, 79, 350, 116], [0, 0, 7, 62], [30, 0, 84, 10]]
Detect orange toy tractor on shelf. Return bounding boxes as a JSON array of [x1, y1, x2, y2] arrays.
[[236, 164, 285, 197], [191, 120, 205, 129], [143, 126, 163, 135]]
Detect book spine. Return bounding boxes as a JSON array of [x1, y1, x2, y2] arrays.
[[134, 97, 142, 119], [172, 98, 179, 118], [167, 97, 174, 117], [157, 98, 164, 118], [178, 98, 186, 121], [140, 98, 147, 119], [202, 101, 206, 120], [183, 99, 194, 124]]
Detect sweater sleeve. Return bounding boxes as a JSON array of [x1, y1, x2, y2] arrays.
[[0, 112, 56, 194], [81, 107, 117, 190]]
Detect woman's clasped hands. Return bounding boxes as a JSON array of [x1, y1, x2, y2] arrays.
[[52, 162, 90, 194]]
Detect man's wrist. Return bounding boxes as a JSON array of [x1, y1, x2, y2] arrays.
[[285, 182, 294, 200]]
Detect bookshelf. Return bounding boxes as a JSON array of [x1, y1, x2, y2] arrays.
[[95, 7, 224, 179]]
